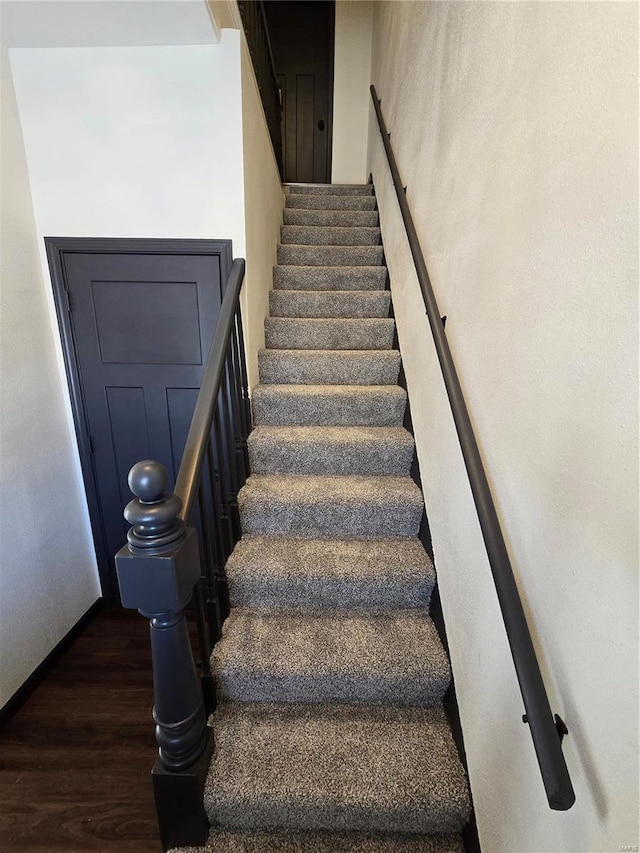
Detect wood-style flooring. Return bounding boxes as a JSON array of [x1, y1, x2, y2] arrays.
[[0, 610, 163, 852]]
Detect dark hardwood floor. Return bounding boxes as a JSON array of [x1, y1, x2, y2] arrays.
[[0, 610, 163, 852]]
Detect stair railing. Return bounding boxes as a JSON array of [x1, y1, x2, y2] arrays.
[[115, 258, 250, 851], [238, 0, 284, 178], [370, 85, 575, 811]]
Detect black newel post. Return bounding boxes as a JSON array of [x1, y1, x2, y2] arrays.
[[115, 460, 213, 852]]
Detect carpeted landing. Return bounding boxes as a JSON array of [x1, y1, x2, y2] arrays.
[[171, 183, 470, 852]]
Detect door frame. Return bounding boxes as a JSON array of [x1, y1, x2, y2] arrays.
[[267, 0, 335, 183], [325, 0, 335, 183], [45, 237, 233, 606]]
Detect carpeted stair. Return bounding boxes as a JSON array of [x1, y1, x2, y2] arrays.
[[171, 183, 470, 852]]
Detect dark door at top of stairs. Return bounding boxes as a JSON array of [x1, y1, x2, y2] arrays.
[[47, 238, 232, 607], [264, 0, 334, 184]]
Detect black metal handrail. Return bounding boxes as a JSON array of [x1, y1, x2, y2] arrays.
[[370, 85, 575, 812], [238, 0, 283, 177], [175, 258, 249, 523], [115, 257, 250, 850]]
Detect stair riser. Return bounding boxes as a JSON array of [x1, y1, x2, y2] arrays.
[[238, 497, 422, 537], [280, 226, 381, 246], [278, 245, 384, 267], [194, 829, 465, 852], [273, 266, 387, 291], [215, 673, 449, 707], [248, 438, 413, 476], [283, 208, 379, 227], [286, 184, 373, 196], [285, 195, 377, 210], [269, 290, 390, 319], [227, 576, 433, 611], [196, 829, 465, 851], [209, 803, 466, 837], [264, 318, 395, 350], [251, 389, 407, 427], [258, 351, 401, 385]]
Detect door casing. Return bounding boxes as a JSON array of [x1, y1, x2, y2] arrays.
[[46, 237, 232, 606]]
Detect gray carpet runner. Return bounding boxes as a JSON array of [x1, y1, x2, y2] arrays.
[[171, 183, 470, 853]]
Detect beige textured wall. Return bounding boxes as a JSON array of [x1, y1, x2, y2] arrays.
[[208, 2, 283, 391], [240, 35, 284, 391], [368, 3, 638, 851], [207, 0, 241, 32], [332, 0, 373, 184]]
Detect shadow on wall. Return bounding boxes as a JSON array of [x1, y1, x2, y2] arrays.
[[553, 657, 609, 831]]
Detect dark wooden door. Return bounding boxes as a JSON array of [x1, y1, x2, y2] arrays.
[[264, 0, 334, 183], [47, 238, 232, 606]]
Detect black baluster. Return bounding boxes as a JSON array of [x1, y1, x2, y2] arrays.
[[191, 576, 214, 713], [218, 364, 241, 541], [234, 306, 253, 445], [211, 405, 235, 559], [197, 481, 222, 644], [206, 439, 231, 619], [115, 460, 213, 851], [225, 346, 247, 486], [232, 311, 251, 471]]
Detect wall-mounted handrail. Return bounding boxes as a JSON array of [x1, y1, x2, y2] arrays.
[[370, 84, 575, 811]]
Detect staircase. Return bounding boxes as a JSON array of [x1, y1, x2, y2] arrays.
[[172, 183, 471, 851]]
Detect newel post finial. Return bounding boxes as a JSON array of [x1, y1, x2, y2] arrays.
[[124, 460, 184, 552]]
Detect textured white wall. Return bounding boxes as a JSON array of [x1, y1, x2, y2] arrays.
[[332, 0, 373, 184], [0, 43, 101, 709], [1, 0, 219, 48], [10, 37, 245, 247], [368, 3, 638, 851]]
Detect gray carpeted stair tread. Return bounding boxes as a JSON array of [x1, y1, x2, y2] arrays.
[[286, 194, 377, 211], [278, 245, 384, 267], [212, 608, 451, 706], [264, 318, 395, 351], [248, 426, 414, 475], [284, 208, 380, 228], [273, 265, 387, 291], [170, 828, 464, 853], [258, 349, 401, 385], [281, 225, 382, 246], [225, 535, 435, 609], [286, 183, 374, 196], [196, 178, 470, 848], [204, 703, 471, 834], [238, 474, 423, 537], [251, 384, 407, 427], [269, 289, 390, 318]]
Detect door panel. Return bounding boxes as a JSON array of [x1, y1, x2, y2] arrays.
[[278, 73, 288, 177], [47, 239, 231, 605], [265, 1, 334, 184], [91, 279, 203, 365], [296, 74, 315, 182]]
